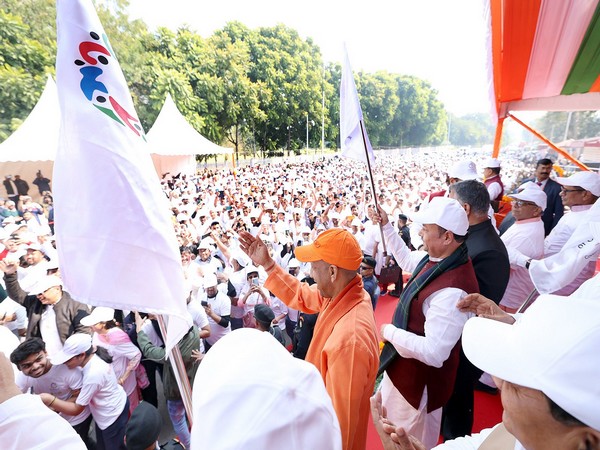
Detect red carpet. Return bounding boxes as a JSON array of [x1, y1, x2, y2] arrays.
[[365, 293, 503, 449]]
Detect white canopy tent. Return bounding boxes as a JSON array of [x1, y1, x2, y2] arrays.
[[146, 94, 233, 176], [0, 83, 233, 197], [0, 76, 58, 199]]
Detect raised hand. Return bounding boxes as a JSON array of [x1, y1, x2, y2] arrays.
[[238, 231, 275, 270]]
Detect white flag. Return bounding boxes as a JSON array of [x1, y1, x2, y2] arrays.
[[54, 0, 190, 353], [340, 46, 375, 165]]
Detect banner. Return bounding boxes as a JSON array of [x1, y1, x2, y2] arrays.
[[54, 0, 190, 353]]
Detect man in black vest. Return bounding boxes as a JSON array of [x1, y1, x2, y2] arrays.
[[375, 197, 479, 449], [442, 179, 510, 440]]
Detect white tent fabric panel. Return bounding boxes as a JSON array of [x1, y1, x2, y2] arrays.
[[146, 94, 233, 157], [151, 153, 197, 177]]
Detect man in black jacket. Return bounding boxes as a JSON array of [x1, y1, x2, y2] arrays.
[[0, 261, 90, 356], [442, 179, 510, 440]]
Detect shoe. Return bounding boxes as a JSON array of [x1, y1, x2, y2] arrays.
[[475, 380, 498, 395], [388, 290, 401, 297]]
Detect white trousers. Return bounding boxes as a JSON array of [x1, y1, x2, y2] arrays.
[[380, 372, 442, 450]]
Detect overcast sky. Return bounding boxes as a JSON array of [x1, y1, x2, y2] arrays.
[[127, 0, 491, 117]]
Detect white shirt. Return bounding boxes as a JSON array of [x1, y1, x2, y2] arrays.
[[188, 298, 209, 353], [197, 290, 231, 346], [0, 298, 27, 333], [544, 205, 593, 256], [486, 180, 503, 201], [238, 284, 270, 315], [16, 364, 91, 426], [40, 304, 63, 358], [270, 296, 289, 331], [361, 221, 380, 256], [92, 330, 141, 397], [544, 204, 596, 294], [499, 218, 545, 310], [381, 222, 473, 368], [76, 355, 127, 430]]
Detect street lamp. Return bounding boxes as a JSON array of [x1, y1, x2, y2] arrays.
[[306, 114, 315, 152]]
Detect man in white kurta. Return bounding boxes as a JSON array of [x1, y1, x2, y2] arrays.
[[376, 198, 475, 449], [539, 172, 599, 295], [498, 185, 546, 313]]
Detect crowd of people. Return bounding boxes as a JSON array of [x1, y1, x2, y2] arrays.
[[0, 147, 599, 450]]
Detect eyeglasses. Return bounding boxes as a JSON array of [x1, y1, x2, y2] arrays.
[[561, 188, 585, 193], [511, 200, 537, 208]]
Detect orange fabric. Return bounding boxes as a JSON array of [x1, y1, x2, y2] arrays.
[[294, 228, 363, 270], [499, 0, 543, 103], [590, 73, 600, 93], [265, 265, 379, 450], [491, 0, 503, 116]]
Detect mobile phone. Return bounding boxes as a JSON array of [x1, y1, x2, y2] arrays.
[[252, 278, 259, 286], [201, 300, 209, 307]]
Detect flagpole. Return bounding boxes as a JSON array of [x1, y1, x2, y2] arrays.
[[157, 315, 194, 426], [359, 120, 388, 258]]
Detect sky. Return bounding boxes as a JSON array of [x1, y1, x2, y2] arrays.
[[127, 0, 492, 117]]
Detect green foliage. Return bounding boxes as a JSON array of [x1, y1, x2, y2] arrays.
[[0, 8, 53, 139], [0, 2, 450, 152], [533, 111, 600, 142], [449, 113, 495, 146]]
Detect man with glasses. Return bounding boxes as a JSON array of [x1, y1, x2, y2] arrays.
[[0, 261, 90, 357], [498, 184, 547, 313], [538, 171, 600, 295]]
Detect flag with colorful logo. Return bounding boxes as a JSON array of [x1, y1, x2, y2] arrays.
[[54, 0, 190, 354]]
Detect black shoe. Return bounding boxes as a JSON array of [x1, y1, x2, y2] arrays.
[[388, 290, 401, 297], [475, 380, 498, 395]]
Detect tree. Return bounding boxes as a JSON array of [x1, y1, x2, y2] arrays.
[[246, 24, 326, 155], [357, 71, 399, 147], [0, 8, 54, 140], [449, 113, 495, 146], [534, 111, 600, 142]]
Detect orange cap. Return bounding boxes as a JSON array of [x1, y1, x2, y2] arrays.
[[295, 228, 362, 270]]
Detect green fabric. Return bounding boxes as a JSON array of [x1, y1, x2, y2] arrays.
[[137, 327, 199, 401], [562, 3, 600, 94]]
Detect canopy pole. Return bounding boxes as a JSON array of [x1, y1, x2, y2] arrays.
[[507, 113, 590, 171], [492, 116, 505, 158]]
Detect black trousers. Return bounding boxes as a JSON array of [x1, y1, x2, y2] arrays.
[[441, 349, 482, 440]]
